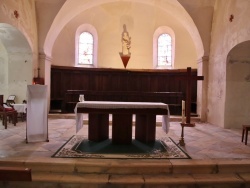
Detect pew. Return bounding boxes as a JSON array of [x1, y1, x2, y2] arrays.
[[0, 167, 32, 181]]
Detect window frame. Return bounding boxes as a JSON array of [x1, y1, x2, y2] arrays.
[[153, 26, 175, 69], [75, 24, 98, 67], [78, 32, 94, 65]]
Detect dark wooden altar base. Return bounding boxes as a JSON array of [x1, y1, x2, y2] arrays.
[[77, 107, 168, 144], [88, 113, 109, 142], [112, 114, 133, 144], [135, 114, 156, 143]]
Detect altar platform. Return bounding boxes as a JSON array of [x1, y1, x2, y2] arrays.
[[0, 114, 250, 187]]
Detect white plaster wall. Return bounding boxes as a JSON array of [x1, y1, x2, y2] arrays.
[[0, 24, 33, 103], [0, 0, 38, 103], [45, 0, 204, 60], [8, 53, 33, 103], [178, 0, 216, 56], [6, 27, 33, 103], [52, 2, 197, 69], [0, 0, 38, 56], [0, 41, 8, 99], [208, 0, 250, 127], [35, 0, 66, 54]]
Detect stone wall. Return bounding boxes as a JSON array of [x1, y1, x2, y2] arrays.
[[225, 41, 250, 128], [0, 0, 37, 103], [51, 1, 197, 69], [0, 42, 8, 98], [208, 0, 250, 128]]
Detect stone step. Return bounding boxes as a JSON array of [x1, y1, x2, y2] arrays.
[[1, 159, 250, 187], [1, 159, 250, 175], [1, 172, 249, 188]]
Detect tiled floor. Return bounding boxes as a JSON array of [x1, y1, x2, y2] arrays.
[[0, 114, 250, 160]]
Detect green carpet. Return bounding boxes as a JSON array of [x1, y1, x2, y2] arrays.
[[52, 135, 191, 159]]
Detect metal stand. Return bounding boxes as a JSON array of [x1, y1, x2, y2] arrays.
[[179, 123, 195, 146]]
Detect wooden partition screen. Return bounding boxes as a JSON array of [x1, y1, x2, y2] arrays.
[[50, 65, 198, 115]]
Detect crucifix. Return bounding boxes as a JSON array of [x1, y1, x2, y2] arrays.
[[179, 67, 204, 146]]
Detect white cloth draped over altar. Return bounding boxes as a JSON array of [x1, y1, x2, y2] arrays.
[[74, 101, 170, 134]]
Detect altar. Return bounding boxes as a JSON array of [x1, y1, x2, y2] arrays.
[[12, 104, 27, 113], [75, 101, 170, 144]]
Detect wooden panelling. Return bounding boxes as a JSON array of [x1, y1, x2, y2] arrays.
[[0, 167, 32, 181], [50, 65, 198, 115], [0, 95, 3, 105]]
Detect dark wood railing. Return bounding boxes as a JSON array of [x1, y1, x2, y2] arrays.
[[50, 65, 198, 115]]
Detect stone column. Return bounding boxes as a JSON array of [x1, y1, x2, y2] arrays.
[[197, 56, 208, 122], [38, 53, 52, 112]]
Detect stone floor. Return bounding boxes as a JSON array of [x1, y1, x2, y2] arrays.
[[0, 114, 249, 160]]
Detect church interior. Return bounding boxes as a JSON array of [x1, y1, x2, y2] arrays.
[[1, 0, 250, 187]]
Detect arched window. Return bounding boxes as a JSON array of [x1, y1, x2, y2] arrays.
[[75, 24, 98, 67], [153, 26, 175, 69], [78, 32, 93, 65], [157, 34, 172, 67]]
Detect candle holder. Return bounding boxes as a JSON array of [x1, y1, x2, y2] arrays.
[[181, 109, 185, 123], [79, 94, 85, 102], [179, 123, 195, 146]]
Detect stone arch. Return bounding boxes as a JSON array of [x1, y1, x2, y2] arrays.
[[0, 23, 33, 103], [225, 40, 250, 128], [44, 0, 204, 60]]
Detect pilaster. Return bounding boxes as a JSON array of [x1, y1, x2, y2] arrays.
[[197, 56, 209, 122], [38, 53, 52, 111]]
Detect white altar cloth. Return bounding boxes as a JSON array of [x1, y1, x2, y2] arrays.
[[12, 104, 27, 113], [75, 101, 170, 134]]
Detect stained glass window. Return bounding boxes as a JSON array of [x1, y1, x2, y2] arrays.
[[157, 34, 172, 67], [78, 32, 93, 65]]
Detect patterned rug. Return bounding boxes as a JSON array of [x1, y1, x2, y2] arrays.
[[52, 135, 191, 159]]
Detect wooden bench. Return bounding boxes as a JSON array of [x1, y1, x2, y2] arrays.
[[242, 125, 250, 145], [0, 167, 32, 181]]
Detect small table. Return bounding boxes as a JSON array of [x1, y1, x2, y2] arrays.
[[75, 101, 170, 144], [12, 104, 27, 121]]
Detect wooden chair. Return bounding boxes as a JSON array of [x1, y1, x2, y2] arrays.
[[6, 95, 16, 106], [0, 104, 17, 129], [242, 125, 250, 145]]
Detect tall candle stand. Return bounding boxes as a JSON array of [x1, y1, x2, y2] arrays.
[[179, 100, 195, 146], [178, 67, 204, 146]]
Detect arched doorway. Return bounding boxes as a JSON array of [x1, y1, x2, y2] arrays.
[[0, 23, 33, 103], [225, 41, 250, 128]]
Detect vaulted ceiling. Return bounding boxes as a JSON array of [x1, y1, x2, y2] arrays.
[[0, 23, 31, 53]]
